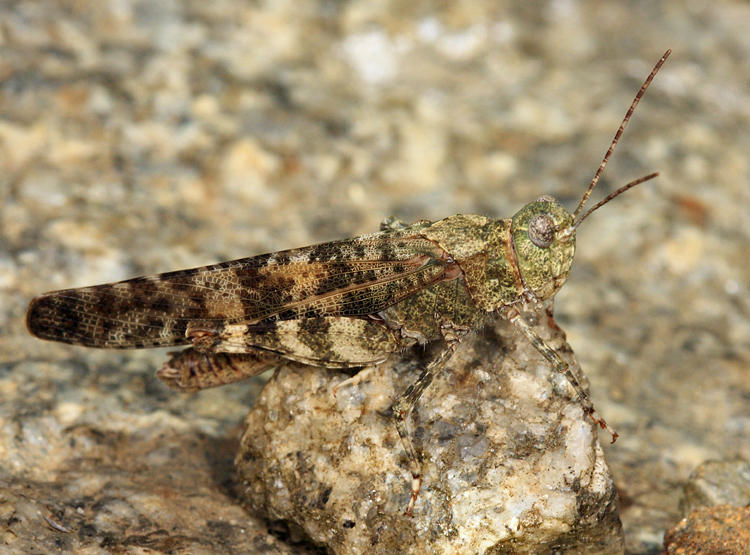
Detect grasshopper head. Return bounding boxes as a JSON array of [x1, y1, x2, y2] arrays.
[[509, 169, 659, 303], [507, 49, 670, 305], [511, 196, 576, 302]]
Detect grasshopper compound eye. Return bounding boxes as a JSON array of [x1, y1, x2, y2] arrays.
[[528, 214, 556, 248]]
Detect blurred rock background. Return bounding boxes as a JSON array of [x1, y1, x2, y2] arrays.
[[1, 1, 748, 553]]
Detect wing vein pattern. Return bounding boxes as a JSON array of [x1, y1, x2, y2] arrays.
[[27, 233, 450, 348]]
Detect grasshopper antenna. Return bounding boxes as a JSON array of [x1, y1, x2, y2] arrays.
[[571, 49, 671, 228], [575, 171, 659, 226]]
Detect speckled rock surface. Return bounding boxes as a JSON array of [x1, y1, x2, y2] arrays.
[[663, 505, 750, 555], [237, 308, 622, 554], [2, 1, 749, 554], [0, 429, 306, 553]]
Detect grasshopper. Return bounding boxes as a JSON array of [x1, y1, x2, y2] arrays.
[[26, 50, 670, 516]]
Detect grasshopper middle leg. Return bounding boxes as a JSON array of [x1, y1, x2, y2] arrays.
[[390, 340, 458, 516]]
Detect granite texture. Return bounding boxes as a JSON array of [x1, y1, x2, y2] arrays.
[[237, 308, 623, 554], [1, 1, 749, 554]]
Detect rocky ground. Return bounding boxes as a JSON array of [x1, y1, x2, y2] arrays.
[[1, 1, 748, 553]]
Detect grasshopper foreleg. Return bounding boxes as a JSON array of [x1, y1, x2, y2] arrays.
[[508, 308, 618, 443]]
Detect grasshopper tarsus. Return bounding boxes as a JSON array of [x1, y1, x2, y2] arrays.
[[404, 476, 421, 518], [331, 366, 376, 397], [585, 406, 618, 443]]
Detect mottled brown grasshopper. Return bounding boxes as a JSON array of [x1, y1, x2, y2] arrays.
[[27, 50, 670, 516]]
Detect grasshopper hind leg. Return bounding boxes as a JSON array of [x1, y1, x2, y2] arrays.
[[158, 348, 279, 392]]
